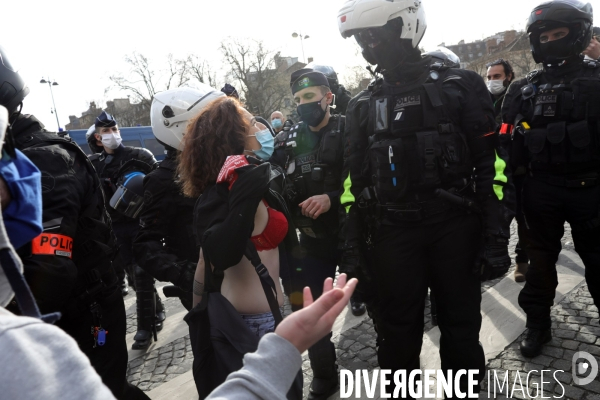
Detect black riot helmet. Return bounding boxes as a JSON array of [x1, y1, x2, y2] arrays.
[[526, 0, 594, 64], [305, 63, 339, 89], [109, 171, 146, 218], [423, 47, 461, 69], [0, 46, 30, 116]]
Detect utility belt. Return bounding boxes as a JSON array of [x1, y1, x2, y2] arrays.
[[529, 171, 600, 188], [292, 209, 337, 239], [358, 186, 478, 223]]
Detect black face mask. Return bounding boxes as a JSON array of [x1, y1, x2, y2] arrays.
[[539, 34, 574, 63], [297, 96, 327, 127]]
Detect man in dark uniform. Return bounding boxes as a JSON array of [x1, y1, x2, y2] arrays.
[[133, 85, 224, 310], [337, 0, 515, 395], [0, 46, 149, 399], [90, 111, 163, 350], [270, 70, 345, 400], [502, 0, 599, 358], [486, 58, 530, 282]]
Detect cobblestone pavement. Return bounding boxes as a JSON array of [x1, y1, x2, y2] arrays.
[[125, 222, 599, 399]]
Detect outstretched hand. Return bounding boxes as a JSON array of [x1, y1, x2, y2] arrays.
[[275, 274, 357, 354]]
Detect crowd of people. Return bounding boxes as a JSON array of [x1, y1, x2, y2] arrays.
[[0, 0, 599, 399]]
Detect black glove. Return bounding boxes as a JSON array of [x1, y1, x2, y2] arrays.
[[174, 261, 196, 293], [340, 247, 366, 280], [477, 237, 511, 281]]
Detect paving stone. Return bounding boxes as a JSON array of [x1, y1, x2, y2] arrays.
[[339, 339, 355, 350], [357, 347, 376, 361], [559, 323, 581, 332], [150, 374, 165, 383], [559, 384, 585, 399], [158, 353, 172, 361], [530, 355, 553, 367], [583, 380, 600, 394], [542, 346, 564, 358], [153, 365, 167, 375], [561, 340, 580, 350], [129, 358, 144, 368], [166, 365, 186, 375], [139, 373, 152, 382], [585, 393, 600, 400], [170, 357, 183, 365], [137, 381, 151, 391], [488, 359, 503, 369], [174, 349, 185, 358], [580, 326, 600, 336], [578, 297, 595, 305], [579, 343, 600, 356], [552, 369, 572, 385], [149, 383, 163, 390], [567, 316, 588, 325], [145, 351, 158, 360], [174, 342, 185, 351], [159, 345, 173, 354], [502, 360, 524, 371], [523, 363, 544, 373], [551, 359, 572, 371], [554, 329, 577, 339], [577, 333, 598, 344], [348, 342, 365, 353]]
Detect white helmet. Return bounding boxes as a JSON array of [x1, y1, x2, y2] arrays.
[[85, 124, 96, 139], [151, 84, 225, 150], [338, 0, 427, 49]]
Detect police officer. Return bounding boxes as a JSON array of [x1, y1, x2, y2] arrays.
[[90, 112, 163, 350], [502, 0, 599, 358], [306, 62, 352, 116], [0, 46, 149, 399], [133, 86, 225, 310], [270, 70, 345, 400], [337, 0, 515, 395]]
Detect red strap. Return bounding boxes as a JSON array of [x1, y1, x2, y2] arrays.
[[216, 155, 250, 190], [31, 233, 73, 258], [500, 123, 513, 135]]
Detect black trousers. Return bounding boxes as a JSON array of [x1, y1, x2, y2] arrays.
[[299, 234, 339, 380], [369, 213, 485, 395], [514, 174, 529, 264], [519, 176, 600, 330], [57, 288, 149, 399]]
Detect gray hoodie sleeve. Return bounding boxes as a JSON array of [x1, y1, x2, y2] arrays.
[[0, 309, 116, 400], [206, 332, 303, 400]]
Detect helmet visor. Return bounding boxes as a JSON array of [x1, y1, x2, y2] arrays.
[[109, 185, 144, 218], [354, 18, 403, 49]]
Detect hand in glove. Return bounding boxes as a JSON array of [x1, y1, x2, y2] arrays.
[[477, 237, 511, 281], [340, 247, 366, 280], [175, 261, 196, 293]]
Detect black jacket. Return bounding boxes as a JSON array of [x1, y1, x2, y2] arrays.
[[90, 144, 157, 225], [13, 115, 118, 314], [133, 150, 198, 284], [193, 160, 303, 304], [340, 58, 515, 249]]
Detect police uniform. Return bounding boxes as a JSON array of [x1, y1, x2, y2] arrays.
[[90, 112, 162, 349], [504, 53, 600, 342], [270, 71, 345, 399], [133, 149, 197, 309], [12, 114, 149, 400], [341, 55, 515, 391]]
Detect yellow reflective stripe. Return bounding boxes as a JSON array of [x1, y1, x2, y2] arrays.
[[340, 173, 355, 213], [493, 150, 508, 201]]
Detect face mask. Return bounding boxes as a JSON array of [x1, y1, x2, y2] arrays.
[[100, 133, 122, 150], [0, 149, 43, 250], [248, 128, 274, 160], [297, 96, 327, 127], [539, 35, 573, 63], [271, 119, 283, 129], [487, 79, 507, 96]]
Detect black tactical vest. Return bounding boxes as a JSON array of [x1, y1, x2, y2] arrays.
[[276, 116, 345, 237], [519, 61, 600, 175], [366, 67, 473, 205]]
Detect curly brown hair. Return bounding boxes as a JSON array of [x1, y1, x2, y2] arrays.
[[178, 96, 248, 197]]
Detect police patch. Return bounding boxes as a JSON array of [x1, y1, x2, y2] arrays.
[[298, 77, 310, 87], [543, 104, 556, 117], [296, 154, 316, 166], [394, 95, 421, 110], [301, 164, 311, 174], [536, 94, 557, 105]]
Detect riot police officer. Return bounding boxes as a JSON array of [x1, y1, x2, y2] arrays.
[[305, 62, 352, 116], [502, 0, 599, 358], [270, 70, 345, 400], [90, 112, 163, 350], [337, 0, 515, 395], [133, 86, 225, 310], [0, 46, 149, 399]]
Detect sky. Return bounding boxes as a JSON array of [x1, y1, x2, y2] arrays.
[[1, 0, 589, 130]]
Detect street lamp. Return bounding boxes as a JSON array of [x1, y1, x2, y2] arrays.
[[40, 77, 61, 131], [291, 32, 310, 63]]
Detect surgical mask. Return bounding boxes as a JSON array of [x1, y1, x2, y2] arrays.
[[271, 119, 283, 130], [0, 149, 43, 250], [101, 133, 122, 150], [487, 79, 507, 96], [297, 96, 327, 127], [248, 128, 274, 160]]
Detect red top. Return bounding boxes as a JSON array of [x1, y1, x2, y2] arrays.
[[251, 201, 288, 251]]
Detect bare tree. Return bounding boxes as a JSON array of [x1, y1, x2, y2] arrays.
[[341, 65, 372, 96], [186, 55, 220, 88], [220, 38, 288, 116], [165, 54, 191, 90]]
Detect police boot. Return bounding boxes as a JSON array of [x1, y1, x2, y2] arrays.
[[307, 333, 338, 400], [132, 266, 156, 350], [350, 294, 366, 317], [520, 328, 551, 358], [155, 290, 166, 332], [514, 262, 529, 283]]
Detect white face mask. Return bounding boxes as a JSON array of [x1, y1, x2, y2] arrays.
[[100, 133, 122, 150], [487, 79, 507, 96]]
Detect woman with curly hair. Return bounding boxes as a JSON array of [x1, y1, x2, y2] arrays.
[[179, 96, 302, 399]]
